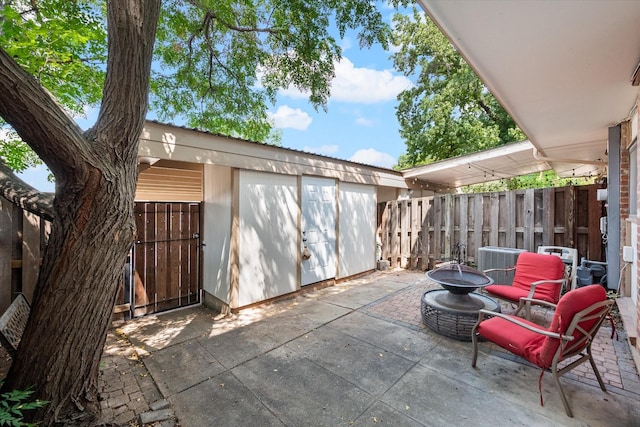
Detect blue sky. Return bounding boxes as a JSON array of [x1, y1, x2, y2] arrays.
[[17, 6, 412, 192], [269, 32, 411, 169]]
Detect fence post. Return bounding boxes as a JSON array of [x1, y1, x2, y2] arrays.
[[524, 189, 535, 251]]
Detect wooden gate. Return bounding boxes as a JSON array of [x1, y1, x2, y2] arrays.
[[125, 202, 201, 317]]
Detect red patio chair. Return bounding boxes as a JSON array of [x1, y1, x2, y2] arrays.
[[471, 285, 613, 417], [483, 251, 566, 319]]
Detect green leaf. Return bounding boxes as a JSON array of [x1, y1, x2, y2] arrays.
[[392, 7, 524, 167]]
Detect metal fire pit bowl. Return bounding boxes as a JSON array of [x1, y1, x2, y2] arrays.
[[422, 264, 500, 341]]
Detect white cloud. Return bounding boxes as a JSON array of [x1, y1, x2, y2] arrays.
[[279, 57, 412, 104], [350, 148, 396, 168], [355, 116, 374, 127], [330, 58, 411, 103], [340, 37, 353, 52], [303, 145, 339, 155], [268, 105, 312, 130]]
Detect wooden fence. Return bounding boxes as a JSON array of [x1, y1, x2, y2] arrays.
[[0, 197, 50, 312], [1, 183, 606, 312], [377, 184, 606, 270]]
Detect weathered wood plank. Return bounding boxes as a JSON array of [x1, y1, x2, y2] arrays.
[[566, 186, 576, 248], [489, 193, 499, 246], [400, 200, 409, 267], [0, 198, 13, 312], [410, 199, 419, 268], [505, 191, 516, 248], [541, 187, 554, 246], [473, 194, 483, 258], [433, 196, 442, 261], [523, 189, 535, 251], [420, 198, 431, 269], [189, 203, 200, 304], [381, 201, 391, 261], [459, 195, 468, 262], [588, 184, 604, 261], [390, 201, 399, 267], [444, 194, 453, 260]]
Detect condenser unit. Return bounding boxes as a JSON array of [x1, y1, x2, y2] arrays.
[[477, 246, 527, 285]]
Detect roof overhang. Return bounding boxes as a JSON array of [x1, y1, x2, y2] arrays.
[[402, 140, 550, 188], [417, 0, 640, 179]]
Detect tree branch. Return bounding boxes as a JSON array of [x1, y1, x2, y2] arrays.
[[0, 46, 89, 178], [90, 0, 160, 159], [0, 159, 54, 221]]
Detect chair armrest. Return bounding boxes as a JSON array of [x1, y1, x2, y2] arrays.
[[527, 278, 565, 298], [482, 267, 516, 274], [477, 309, 574, 341], [529, 278, 565, 288]]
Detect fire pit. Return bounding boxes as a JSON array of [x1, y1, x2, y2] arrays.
[[421, 264, 500, 341]]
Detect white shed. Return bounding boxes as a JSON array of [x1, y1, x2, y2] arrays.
[[135, 121, 414, 313]]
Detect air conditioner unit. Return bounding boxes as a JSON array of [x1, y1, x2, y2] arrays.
[[477, 246, 527, 285]]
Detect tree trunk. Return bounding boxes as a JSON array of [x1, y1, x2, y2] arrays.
[[0, 1, 161, 424], [2, 165, 138, 424]]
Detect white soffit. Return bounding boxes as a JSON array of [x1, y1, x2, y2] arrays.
[[402, 141, 550, 188], [418, 0, 640, 178]]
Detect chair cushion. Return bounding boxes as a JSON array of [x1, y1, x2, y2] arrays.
[[489, 252, 565, 304], [476, 315, 546, 364], [484, 284, 530, 302], [537, 285, 607, 366]]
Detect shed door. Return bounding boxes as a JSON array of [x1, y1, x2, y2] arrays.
[[301, 177, 336, 286]]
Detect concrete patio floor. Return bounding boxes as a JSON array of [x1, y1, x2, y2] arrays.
[[100, 269, 640, 426]]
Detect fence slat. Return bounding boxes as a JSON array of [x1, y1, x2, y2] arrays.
[[505, 191, 516, 248], [459, 195, 468, 262], [542, 188, 554, 245], [433, 197, 442, 261], [400, 200, 409, 267], [523, 189, 535, 251], [390, 201, 399, 268], [489, 193, 499, 246], [0, 198, 13, 312], [420, 198, 430, 269]]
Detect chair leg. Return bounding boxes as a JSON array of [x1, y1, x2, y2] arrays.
[[552, 362, 573, 418], [588, 345, 607, 392], [471, 323, 479, 367]]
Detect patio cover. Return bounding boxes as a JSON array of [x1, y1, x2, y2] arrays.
[[402, 140, 550, 189], [413, 0, 640, 181]]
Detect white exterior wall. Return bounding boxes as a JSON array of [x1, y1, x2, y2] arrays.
[[338, 182, 376, 278], [203, 165, 233, 303], [238, 170, 298, 306]]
